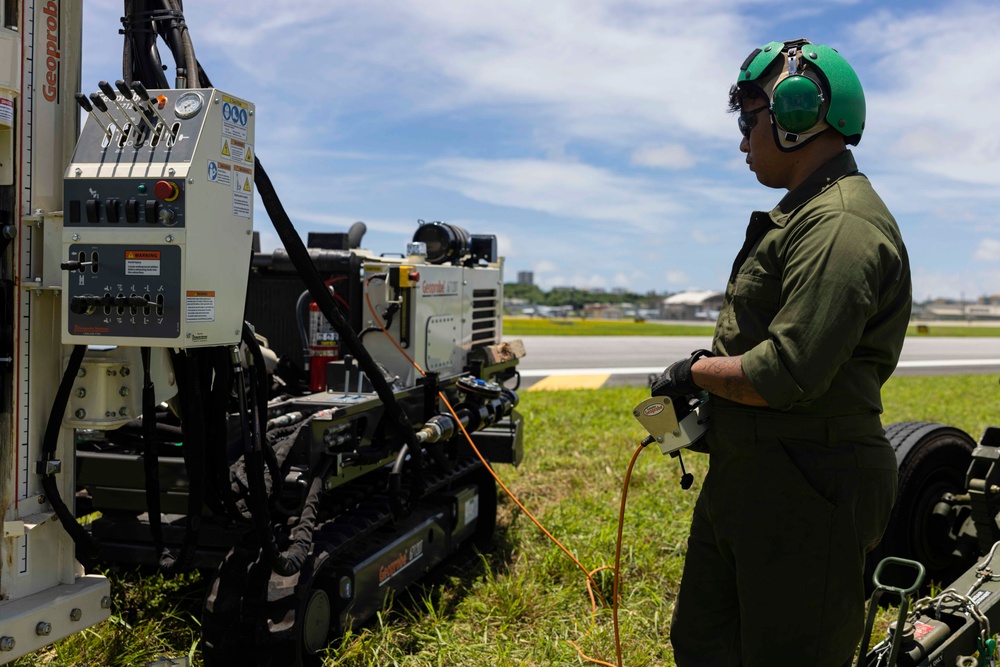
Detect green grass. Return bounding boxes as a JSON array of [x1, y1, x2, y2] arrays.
[[504, 317, 715, 336], [906, 324, 1000, 337], [503, 316, 1000, 338], [14, 374, 1000, 666]]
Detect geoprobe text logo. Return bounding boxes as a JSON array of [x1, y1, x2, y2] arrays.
[[42, 1, 61, 102], [643, 403, 666, 417], [378, 540, 423, 586], [421, 279, 459, 297]]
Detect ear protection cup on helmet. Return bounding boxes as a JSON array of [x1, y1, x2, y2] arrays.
[[770, 75, 823, 134], [738, 40, 865, 146]]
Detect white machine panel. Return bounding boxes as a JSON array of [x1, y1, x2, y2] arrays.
[[61, 88, 254, 347], [359, 258, 504, 387]]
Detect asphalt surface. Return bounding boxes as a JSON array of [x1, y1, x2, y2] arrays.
[[513, 335, 1000, 389]]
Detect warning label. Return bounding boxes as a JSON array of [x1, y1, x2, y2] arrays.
[[221, 94, 250, 142], [0, 98, 12, 127], [232, 164, 253, 218], [125, 250, 161, 276], [208, 160, 232, 186], [222, 138, 254, 166], [186, 291, 215, 322]]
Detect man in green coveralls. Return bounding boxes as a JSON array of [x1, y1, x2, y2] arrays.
[[649, 39, 911, 666]]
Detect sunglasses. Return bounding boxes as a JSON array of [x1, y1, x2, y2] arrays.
[[738, 106, 770, 139]]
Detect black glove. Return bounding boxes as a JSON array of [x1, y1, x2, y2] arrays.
[[650, 349, 714, 398]]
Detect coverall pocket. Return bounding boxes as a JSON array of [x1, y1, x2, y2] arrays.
[[732, 273, 781, 338], [773, 438, 845, 509], [733, 272, 780, 303]]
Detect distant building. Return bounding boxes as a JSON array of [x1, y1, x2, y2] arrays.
[[661, 290, 724, 320], [583, 303, 632, 320], [517, 271, 534, 286]]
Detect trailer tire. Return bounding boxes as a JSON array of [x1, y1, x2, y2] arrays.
[[865, 421, 976, 590]]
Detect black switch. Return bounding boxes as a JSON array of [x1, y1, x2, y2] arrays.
[[69, 200, 81, 223], [144, 199, 159, 224], [125, 199, 139, 223], [105, 198, 121, 223], [86, 199, 101, 223]]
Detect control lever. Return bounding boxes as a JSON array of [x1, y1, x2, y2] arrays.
[[632, 393, 710, 489], [87, 93, 124, 135], [113, 294, 153, 308], [632, 393, 710, 455], [70, 294, 153, 315], [98, 80, 136, 127], [130, 81, 170, 129], [115, 79, 156, 131], [69, 295, 103, 314], [74, 93, 110, 136], [60, 259, 94, 271]]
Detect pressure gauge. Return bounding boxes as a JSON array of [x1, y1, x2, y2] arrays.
[[174, 91, 204, 119]]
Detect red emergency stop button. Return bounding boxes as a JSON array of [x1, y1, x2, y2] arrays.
[[153, 180, 180, 202]]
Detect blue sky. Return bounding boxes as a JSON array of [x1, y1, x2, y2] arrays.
[[80, 1, 1000, 302]]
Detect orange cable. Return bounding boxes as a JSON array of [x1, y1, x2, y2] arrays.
[[363, 287, 607, 599], [613, 444, 647, 667], [363, 284, 642, 665]]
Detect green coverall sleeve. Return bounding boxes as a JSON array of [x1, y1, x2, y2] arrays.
[[740, 208, 903, 410]]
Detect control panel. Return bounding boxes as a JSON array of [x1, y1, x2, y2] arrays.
[[63, 84, 255, 347]]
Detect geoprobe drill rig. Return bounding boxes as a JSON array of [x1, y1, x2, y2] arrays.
[[1, 2, 524, 664]]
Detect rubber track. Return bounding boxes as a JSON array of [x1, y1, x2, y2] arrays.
[[202, 456, 485, 661]]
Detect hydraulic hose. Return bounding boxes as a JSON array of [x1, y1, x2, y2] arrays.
[[39, 345, 99, 556], [273, 455, 335, 577], [206, 348, 242, 518], [253, 157, 425, 512], [163, 348, 208, 572], [234, 344, 278, 565], [234, 340, 329, 577], [140, 347, 168, 564], [123, 0, 170, 89], [243, 324, 281, 488]]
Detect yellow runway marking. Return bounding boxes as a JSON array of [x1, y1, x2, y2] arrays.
[[527, 374, 611, 391]]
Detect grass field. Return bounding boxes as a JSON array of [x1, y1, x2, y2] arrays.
[[13, 374, 1000, 666], [503, 316, 1000, 338]]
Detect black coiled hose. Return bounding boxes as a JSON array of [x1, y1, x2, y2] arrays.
[[39, 345, 99, 556]]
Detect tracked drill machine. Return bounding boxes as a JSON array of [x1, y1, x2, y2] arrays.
[[1, 2, 524, 664]]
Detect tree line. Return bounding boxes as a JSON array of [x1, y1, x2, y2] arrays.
[[503, 283, 664, 311]]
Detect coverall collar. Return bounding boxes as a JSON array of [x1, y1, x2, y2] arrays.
[[768, 150, 859, 227]]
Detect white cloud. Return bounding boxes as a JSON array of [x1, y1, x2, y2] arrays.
[[854, 2, 1000, 186], [631, 143, 698, 169], [78, 2, 1000, 299], [691, 229, 714, 244], [171, 0, 753, 149], [974, 239, 1000, 262], [911, 267, 1000, 303], [664, 269, 693, 285], [533, 260, 559, 275], [545, 272, 609, 290], [424, 157, 684, 231]]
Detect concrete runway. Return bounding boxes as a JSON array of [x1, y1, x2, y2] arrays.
[[512, 335, 1000, 390]]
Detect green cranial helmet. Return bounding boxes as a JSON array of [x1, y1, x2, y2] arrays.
[[737, 38, 865, 150]]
